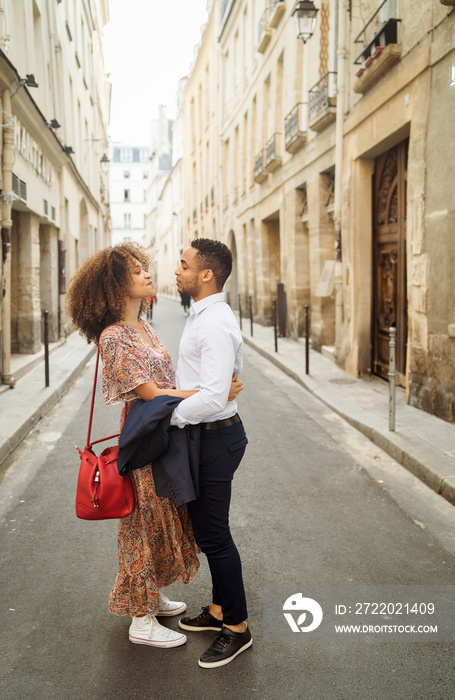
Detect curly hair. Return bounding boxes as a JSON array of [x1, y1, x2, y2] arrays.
[[66, 242, 150, 344], [191, 238, 232, 290]]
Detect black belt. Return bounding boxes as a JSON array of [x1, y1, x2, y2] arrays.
[[201, 414, 240, 430]]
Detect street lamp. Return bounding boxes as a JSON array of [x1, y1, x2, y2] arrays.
[[100, 153, 110, 173], [293, 1, 319, 44]]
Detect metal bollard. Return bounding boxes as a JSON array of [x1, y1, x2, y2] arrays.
[[249, 296, 253, 337], [44, 309, 50, 387], [305, 305, 310, 375], [272, 298, 278, 352], [238, 294, 242, 331], [388, 326, 396, 431]]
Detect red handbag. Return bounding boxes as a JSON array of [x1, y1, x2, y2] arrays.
[[75, 343, 135, 520]]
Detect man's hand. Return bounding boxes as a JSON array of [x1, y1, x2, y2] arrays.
[[228, 373, 244, 401]]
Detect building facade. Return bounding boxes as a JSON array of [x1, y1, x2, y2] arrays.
[[183, 1, 221, 249], [0, 0, 111, 387], [177, 0, 455, 424], [147, 87, 187, 298], [109, 143, 150, 247]]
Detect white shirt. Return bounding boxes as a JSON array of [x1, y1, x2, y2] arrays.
[[171, 292, 243, 428]]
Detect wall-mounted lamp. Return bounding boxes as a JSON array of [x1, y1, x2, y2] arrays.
[[293, 1, 319, 43], [63, 146, 74, 155], [22, 74, 39, 88], [100, 153, 110, 173], [11, 73, 39, 98], [50, 119, 61, 129]]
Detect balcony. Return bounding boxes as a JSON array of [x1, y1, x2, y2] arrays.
[[254, 149, 268, 184], [284, 103, 307, 154], [269, 0, 285, 29], [265, 133, 282, 173], [353, 0, 401, 94], [308, 72, 337, 132], [257, 10, 272, 53]]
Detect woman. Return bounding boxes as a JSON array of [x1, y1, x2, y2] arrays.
[[66, 243, 241, 649]]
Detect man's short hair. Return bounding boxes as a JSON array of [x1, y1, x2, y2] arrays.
[[191, 238, 233, 290]]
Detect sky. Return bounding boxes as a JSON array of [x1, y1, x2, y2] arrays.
[[103, 0, 208, 146]]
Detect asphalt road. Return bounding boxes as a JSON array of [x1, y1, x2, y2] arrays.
[[1, 299, 454, 700]]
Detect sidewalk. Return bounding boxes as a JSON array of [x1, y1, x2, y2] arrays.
[[0, 332, 95, 467], [240, 318, 455, 507]]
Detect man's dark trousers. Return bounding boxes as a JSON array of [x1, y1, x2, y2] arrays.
[[188, 417, 248, 626]]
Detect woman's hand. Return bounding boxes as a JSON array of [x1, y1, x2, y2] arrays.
[[228, 373, 244, 401]]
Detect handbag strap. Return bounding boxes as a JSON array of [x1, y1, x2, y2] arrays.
[[85, 322, 138, 450]]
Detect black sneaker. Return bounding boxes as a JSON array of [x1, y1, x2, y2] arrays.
[[198, 625, 253, 668], [178, 606, 224, 632]]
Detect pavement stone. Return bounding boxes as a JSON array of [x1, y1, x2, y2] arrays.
[[1, 308, 454, 509]]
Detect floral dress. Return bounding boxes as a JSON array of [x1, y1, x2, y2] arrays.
[[99, 320, 200, 617]]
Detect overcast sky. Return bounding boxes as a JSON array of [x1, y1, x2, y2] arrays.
[[103, 0, 208, 146]]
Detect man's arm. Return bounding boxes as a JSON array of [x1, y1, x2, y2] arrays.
[[172, 323, 237, 427]]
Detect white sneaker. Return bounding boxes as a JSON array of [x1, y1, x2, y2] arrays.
[[157, 591, 187, 617], [129, 615, 187, 648]]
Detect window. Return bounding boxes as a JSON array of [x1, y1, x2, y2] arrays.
[[124, 189, 130, 202], [121, 148, 133, 161], [143, 170, 149, 179], [124, 213, 131, 228], [124, 170, 130, 178]]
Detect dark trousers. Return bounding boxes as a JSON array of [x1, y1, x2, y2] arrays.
[[188, 418, 248, 626]]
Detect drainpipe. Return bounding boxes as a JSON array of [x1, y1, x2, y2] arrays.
[[1, 87, 14, 386], [334, 0, 348, 359]]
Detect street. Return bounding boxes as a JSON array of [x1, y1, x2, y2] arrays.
[[1, 299, 454, 700]]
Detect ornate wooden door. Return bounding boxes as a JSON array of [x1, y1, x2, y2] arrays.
[[373, 141, 408, 384]]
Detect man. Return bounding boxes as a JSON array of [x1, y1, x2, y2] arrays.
[[171, 238, 252, 669]]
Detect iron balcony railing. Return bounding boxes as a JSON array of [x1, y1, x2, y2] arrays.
[[254, 149, 268, 182], [254, 150, 263, 176], [284, 103, 307, 151], [265, 133, 282, 170], [269, 0, 284, 15], [257, 10, 269, 47], [354, 0, 401, 64], [309, 72, 337, 124]]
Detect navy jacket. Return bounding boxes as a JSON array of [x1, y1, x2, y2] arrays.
[[117, 395, 200, 507]]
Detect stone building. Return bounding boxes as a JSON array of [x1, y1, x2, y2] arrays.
[[0, 0, 111, 387], [179, 0, 455, 423], [146, 88, 188, 298], [183, 1, 221, 248], [145, 104, 177, 296], [109, 143, 150, 247]]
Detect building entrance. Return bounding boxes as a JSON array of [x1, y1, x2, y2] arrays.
[[373, 140, 408, 385]]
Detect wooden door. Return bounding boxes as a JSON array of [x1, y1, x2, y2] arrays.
[[373, 141, 408, 384]]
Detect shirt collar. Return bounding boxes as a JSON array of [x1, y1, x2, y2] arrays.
[[190, 292, 225, 316]]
